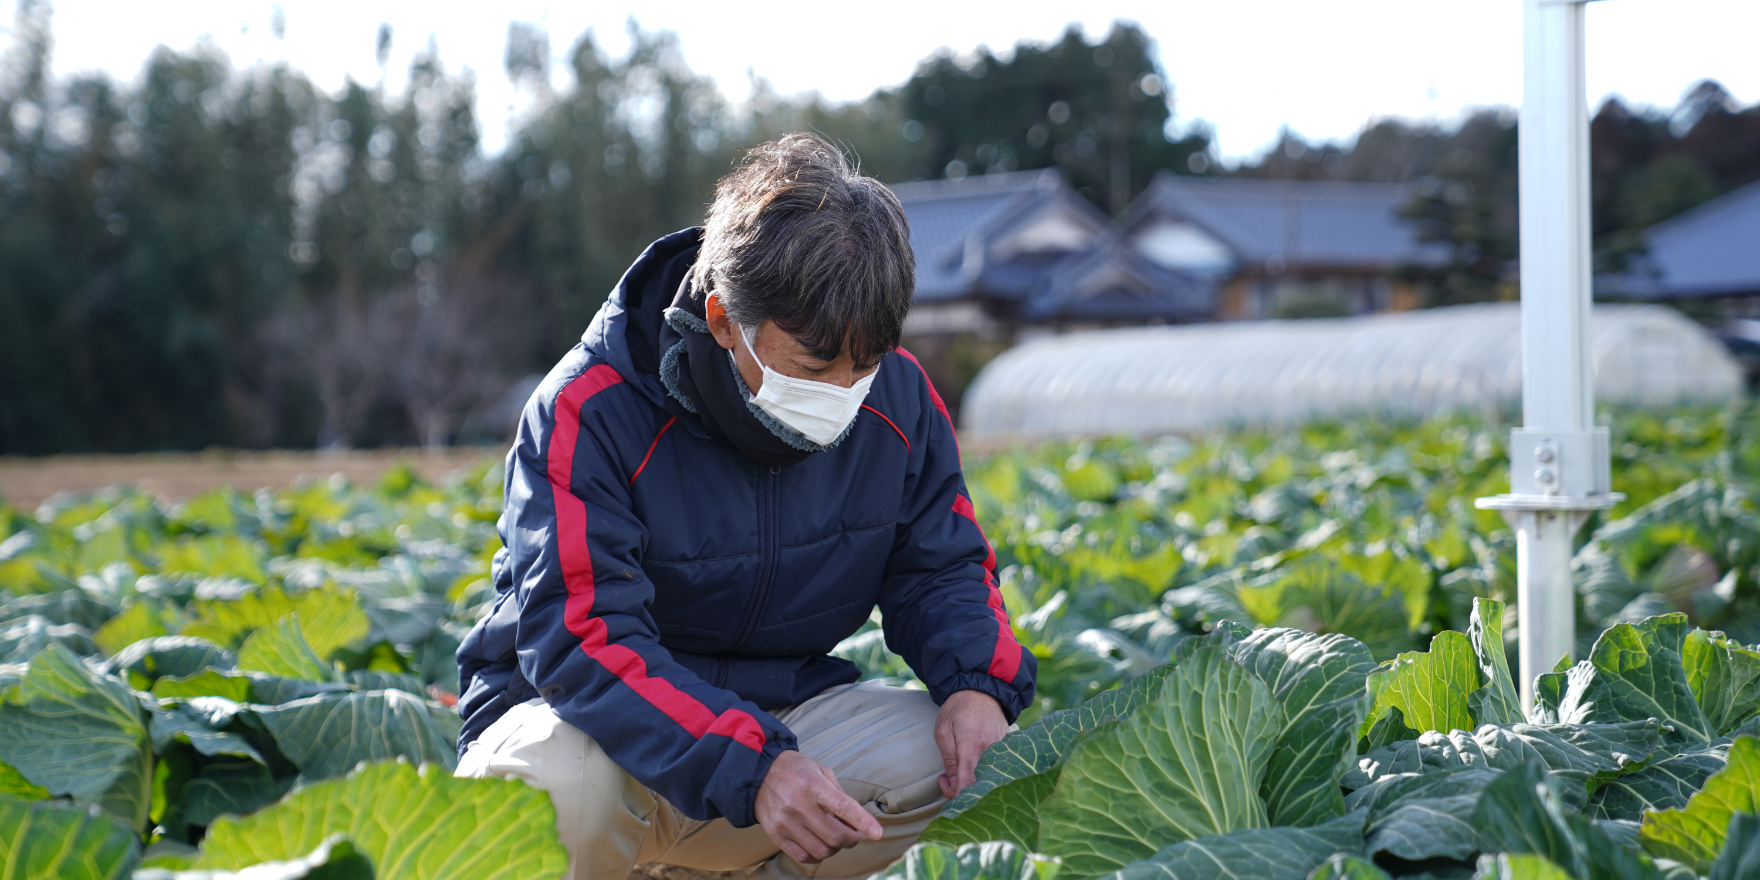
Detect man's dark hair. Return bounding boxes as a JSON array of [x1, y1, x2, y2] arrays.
[[693, 133, 914, 368]]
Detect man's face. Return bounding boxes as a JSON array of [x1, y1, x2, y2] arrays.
[[706, 295, 879, 393]]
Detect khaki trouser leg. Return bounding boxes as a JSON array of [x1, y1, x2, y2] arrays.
[[455, 682, 948, 880], [455, 698, 659, 880]]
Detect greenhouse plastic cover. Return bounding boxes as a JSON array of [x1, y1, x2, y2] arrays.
[[961, 302, 1744, 441]]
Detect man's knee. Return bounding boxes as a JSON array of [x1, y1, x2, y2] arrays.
[[457, 699, 657, 880], [784, 682, 946, 811]]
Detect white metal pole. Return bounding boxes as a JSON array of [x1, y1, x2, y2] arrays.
[[1519, 0, 1593, 435], [1477, 0, 1620, 714], [1514, 511, 1580, 698]]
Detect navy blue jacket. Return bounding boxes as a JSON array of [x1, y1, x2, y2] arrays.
[[456, 229, 1035, 828]]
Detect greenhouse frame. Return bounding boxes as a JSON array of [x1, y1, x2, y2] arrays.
[[960, 302, 1743, 443]]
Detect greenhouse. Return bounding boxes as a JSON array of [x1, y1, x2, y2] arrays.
[[961, 301, 1744, 441]]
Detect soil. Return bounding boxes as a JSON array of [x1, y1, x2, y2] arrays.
[[628, 864, 748, 880], [0, 431, 1028, 514], [0, 447, 502, 511]]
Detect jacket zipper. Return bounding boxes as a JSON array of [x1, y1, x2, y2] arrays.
[[712, 657, 730, 689], [730, 465, 781, 652]]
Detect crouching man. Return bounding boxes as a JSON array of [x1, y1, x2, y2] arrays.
[[454, 133, 1036, 880]]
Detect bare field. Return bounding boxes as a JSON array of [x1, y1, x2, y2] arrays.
[[0, 447, 503, 511], [0, 435, 1021, 513]]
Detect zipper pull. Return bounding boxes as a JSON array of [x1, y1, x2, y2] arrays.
[[770, 466, 781, 475]]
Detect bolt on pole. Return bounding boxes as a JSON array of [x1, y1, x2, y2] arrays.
[[1475, 0, 1621, 714]]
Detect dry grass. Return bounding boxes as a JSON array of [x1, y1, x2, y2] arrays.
[[0, 447, 502, 511]]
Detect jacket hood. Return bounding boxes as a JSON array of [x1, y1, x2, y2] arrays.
[[581, 227, 705, 414], [581, 227, 860, 458]]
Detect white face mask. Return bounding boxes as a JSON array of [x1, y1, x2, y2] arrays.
[[736, 322, 878, 446]]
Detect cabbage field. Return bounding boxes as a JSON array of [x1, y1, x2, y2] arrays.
[[5, 405, 1760, 879]]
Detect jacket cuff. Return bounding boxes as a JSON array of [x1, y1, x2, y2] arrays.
[[929, 672, 1034, 725], [722, 729, 797, 828]]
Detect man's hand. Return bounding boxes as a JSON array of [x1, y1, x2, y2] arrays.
[[755, 749, 883, 864], [935, 690, 1009, 800]]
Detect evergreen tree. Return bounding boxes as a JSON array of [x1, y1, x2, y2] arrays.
[[0, 8, 1755, 454], [889, 23, 1207, 213]]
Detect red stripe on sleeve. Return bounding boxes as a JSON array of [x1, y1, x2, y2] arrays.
[[552, 365, 622, 638], [547, 364, 767, 752], [951, 493, 1023, 682]]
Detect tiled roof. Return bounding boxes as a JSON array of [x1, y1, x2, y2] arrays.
[[1023, 244, 1215, 323], [889, 170, 1072, 302], [1127, 172, 1446, 270], [1602, 179, 1760, 299], [886, 169, 1217, 326]]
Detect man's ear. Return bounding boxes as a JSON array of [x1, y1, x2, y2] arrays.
[[704, 292, 737, 351]]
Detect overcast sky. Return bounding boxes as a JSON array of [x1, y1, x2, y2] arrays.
[[29, 0, 1760, 163]]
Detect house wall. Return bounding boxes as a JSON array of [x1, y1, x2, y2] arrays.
[[901, 300, 1000, 336], [1212, 270, 1412, 320], [1389, 281, 1423, 312], [1218, 278, 1253, 320]]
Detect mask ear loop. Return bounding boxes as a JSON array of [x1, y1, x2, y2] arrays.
[[737, 322, 771, 373]]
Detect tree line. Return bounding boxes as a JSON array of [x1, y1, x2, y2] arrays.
[[0, 0, 1754, 454], [0, 4, 1195, 454]]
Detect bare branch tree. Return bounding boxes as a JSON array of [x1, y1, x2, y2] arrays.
[[379, 270, 523, 450], [265, 293, 392, 451], [267, 264, 538, 450]]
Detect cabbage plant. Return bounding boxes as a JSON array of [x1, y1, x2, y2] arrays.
[[0, 464, 567, 877], [901, 599, 1760, 880]]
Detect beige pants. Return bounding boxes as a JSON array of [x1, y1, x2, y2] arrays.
[[455, 682, 948, 880]]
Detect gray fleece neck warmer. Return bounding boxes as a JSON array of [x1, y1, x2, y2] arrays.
[[659, 307, 857, 455]]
